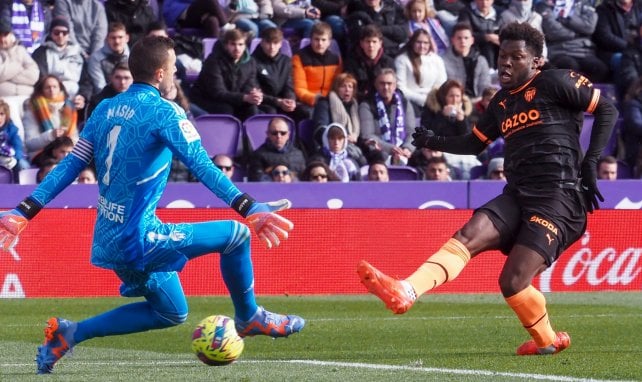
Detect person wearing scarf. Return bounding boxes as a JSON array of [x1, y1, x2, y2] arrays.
[[309, 122, 361, 182], [23, 75, 78, 160], [359, 68, 415, 165], [312, 73, 361, 144], [8, 0, 46, 53]]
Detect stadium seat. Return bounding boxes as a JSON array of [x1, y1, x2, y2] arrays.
[[202, 38, 217, 59], [469, 165, 487, 180], [299, 38, 341, 56], [193, 114, 242, 158], [0, 166, 13, 184], [19, 168, 39, 185], [243, 114, 295, 151], [617, 160, 633, 179], [296, 119, 318, 155], [387, 165, 420, 180]]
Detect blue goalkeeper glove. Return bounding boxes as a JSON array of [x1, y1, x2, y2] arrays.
[[0, 209, 29, 251], [244, 198, 294, 249]]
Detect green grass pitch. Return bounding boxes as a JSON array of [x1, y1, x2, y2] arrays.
[[1, 293, 640, 381]]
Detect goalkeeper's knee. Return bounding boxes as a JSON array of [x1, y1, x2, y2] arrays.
[[222, 221, 250, 255]]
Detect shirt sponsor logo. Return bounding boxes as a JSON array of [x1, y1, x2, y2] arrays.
[[500, 109, 541, 136]]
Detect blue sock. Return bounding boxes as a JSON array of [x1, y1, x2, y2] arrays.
[[220, 237, 257, 321], [73, 302, 176, 344]]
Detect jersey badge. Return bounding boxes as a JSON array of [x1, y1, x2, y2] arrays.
[[524, 87, 536, 102], [179, 120, 200, 143]]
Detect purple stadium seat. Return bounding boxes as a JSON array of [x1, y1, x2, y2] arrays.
[[243, 114, 295, 151], [0, 166, 13, 184], [469, 165, 487, 180], [202, 38, 217, 59], [193, 114, 242, 157], [387, 165, 420, 181], [296, 119, 317, 154]]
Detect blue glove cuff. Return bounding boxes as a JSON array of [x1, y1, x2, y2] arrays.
[[231, 193, 256, 218]]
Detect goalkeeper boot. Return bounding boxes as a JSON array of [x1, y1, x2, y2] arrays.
[[516, 332, 571, 356], [235, 306, 305, 338], [35, 317, 77, 374], [357, 260, 416, 314]]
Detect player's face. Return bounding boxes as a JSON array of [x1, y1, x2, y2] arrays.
[[226, 38, 246, 62], [311, 33, 331, 55], [497, 40, 539, 90], [158, 49, 177, 95], [261, 39, 282, 58]]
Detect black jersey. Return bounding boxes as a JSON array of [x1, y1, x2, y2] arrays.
[[474, 69, 600, 189]]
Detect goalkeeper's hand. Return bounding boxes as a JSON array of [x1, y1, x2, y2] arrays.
[[411, 126, 436, 149], [246, 199, 294, 249], [579, 160, 604, 213], [0, 209, 29, 251]]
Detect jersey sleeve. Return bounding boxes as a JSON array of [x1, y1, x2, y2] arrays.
[[550, 70, 599, 113], [156, 102, 242, 206], [472, 97, 503, 145]]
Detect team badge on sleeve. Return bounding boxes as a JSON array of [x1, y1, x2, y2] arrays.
[[179, 120, 200, 143]]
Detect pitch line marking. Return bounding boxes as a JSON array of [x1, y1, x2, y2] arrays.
[[0, 359, 634, 382]]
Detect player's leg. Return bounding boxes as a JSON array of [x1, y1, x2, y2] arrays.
[[36, 272, 187, 374], [182, 220, 304, 338], [358, 213, 501, 313], [358, 194, 513, 314], [501, 245, 570, 355]]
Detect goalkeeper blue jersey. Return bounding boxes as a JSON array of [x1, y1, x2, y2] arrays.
[[32, 82, 242, 270]]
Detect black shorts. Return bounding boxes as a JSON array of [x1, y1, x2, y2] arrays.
[[476, 186, 587, 266]]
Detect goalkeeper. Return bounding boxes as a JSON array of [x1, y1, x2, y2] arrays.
[[0, 36, 304, 375], [358, 22, 618, 356]]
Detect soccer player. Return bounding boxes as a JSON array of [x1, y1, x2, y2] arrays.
[[357, 22, 618, 355], [0, 35, 305, 374]]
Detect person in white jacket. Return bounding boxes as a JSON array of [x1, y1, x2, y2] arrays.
[[394, 29, 447, 115], [0, 28, 39, 97]]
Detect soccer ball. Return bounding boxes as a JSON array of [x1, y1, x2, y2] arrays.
[[191, 315, 244, 366]]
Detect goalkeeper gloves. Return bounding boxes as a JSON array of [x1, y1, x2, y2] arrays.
[[232, 194, 294, 249], [0, 209, 29, 251], [579, 160, 604, 213]]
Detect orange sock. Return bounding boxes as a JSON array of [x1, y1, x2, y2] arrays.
[[505, 285, 556, 348], [405, 238, 471, 296]]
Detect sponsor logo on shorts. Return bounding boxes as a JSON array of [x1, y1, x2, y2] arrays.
[[529, 215, 559, 235]]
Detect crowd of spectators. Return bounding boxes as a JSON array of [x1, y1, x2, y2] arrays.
[[1, 0, 641, 184]]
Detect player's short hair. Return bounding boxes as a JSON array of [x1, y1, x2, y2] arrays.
[[311, 22, 332, 38], [499, 22, 544, 58], [129, 35, 174, 83], [360, 24, 383, 41], [260, 27, 283, 43]]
